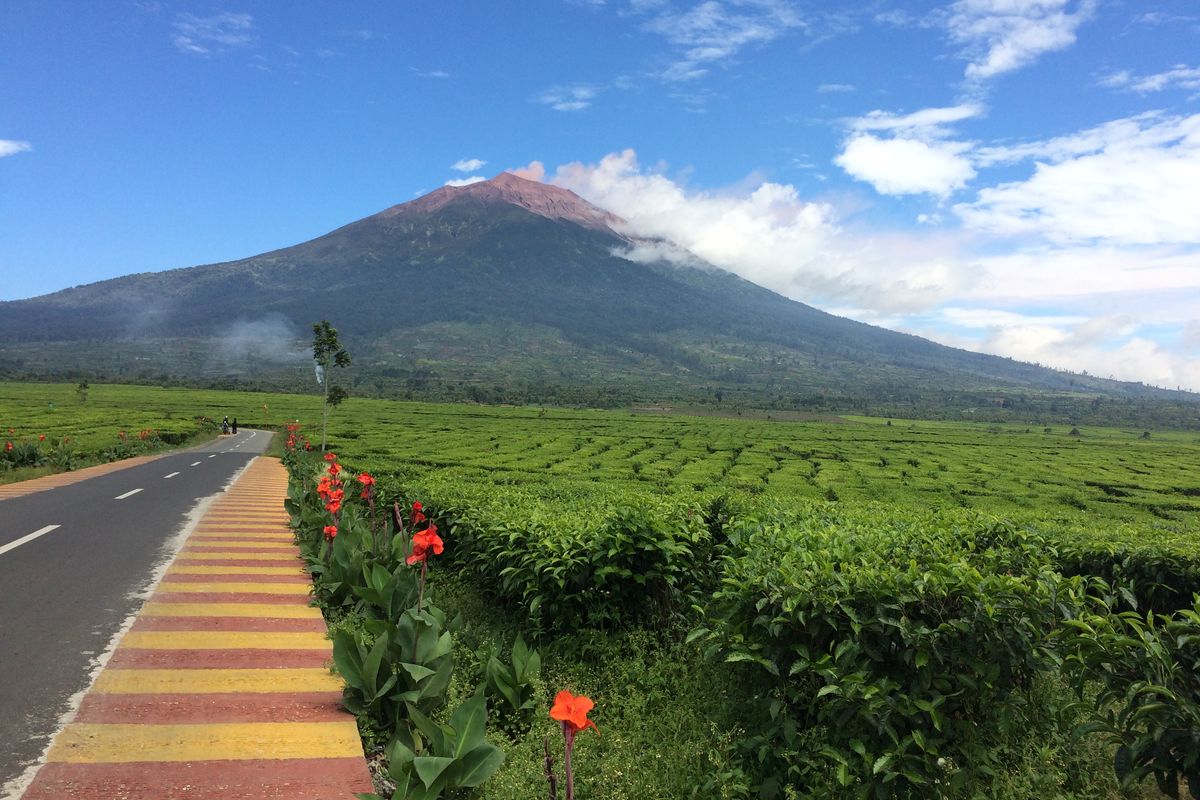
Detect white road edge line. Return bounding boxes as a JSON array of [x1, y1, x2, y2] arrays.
[[114, 488, 144, 500], [163, 471, 180, 479], [0, 525, 61, 557]]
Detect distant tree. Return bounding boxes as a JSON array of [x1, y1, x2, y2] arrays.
[[312, 320, 351, 451]]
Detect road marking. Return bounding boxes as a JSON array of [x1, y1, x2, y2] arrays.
[[163, 471, 180, 479], [0, 524, 61, 557], [208, 454, 217, 458], [114, 488, 144, 500], [190, 461, 201, 467]]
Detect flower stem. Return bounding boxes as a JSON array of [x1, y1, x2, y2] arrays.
[[563, 723, 575, 800]]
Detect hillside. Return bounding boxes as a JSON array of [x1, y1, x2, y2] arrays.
[[1, 173, 1196, 425]]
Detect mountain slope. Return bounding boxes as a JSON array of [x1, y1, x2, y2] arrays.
[[1, 173, 1195, 421]]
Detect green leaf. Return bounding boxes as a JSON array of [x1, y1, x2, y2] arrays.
[[361, 633, 390, 698], [413, 756, 456, 789], [400, 662, 437, 683], [453, 744, 506, 787], [873, 754, 893, 775], [449, 692, 488, 757]]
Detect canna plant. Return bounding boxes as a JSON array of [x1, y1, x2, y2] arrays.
[[548, 690, 598, 800], [485, 634, 542, 735], [357, 689, 505, 800]]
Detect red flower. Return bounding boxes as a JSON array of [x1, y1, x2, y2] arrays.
[[550, 690, 598, 736], [411, 501, 427, 525], [324, 452, 338, 462], [328, 462, 341, 476], [406, 524, 444, 565], [4, 441, 11, 451], [325, 500, 342, 515], [323, 525, 338, 541], [38, 434, 46, 441], [357, 473, 375, 487], [412, 501, 423, 513]]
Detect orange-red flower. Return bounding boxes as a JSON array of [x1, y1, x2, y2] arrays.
[[324, 452, 338, 462], [328, 462, 342, 476], [550, 690, 598, 736], [406, 524, 444, 565], [4, 441, 11, 451], [38, 434, 45, 441], [323, 525, 338, 541], [357, 473, 375, 499]]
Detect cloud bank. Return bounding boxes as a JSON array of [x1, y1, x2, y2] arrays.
[[546, 147, 1199, 390]]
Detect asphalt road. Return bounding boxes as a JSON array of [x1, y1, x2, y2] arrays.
[[0, 429, 273, 791]]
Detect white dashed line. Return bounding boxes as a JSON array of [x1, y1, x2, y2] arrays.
[[163, 472, 180, 479], [190, 461, 201, 467], [0, 525, 61, 557], [208, 454, 217, 459], [114, 488, 144, 500]]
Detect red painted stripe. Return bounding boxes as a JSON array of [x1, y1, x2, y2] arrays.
[[22, 758, 373, 800], [131, 617, 327, 633], [163, 573, 309, 584], [108, 648, 331, 669], [73, 692, 346, 723], [150, 592, 313, 605]]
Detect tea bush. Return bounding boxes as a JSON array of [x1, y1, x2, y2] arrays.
[[694, 505, 1082, 797], [1060, 595, 1200, 798]]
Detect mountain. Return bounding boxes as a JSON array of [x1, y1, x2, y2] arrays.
[[1, 172, 1196, 424]]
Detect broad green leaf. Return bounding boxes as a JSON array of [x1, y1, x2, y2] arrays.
[[453, 744, 506, 787], [413, 756, 456, 789]]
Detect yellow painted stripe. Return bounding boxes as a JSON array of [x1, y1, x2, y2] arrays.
[[168, 565, 304, 576], [193, 534, 296, 542], [176, 551, 301, 561], [140, 602, 321, 619], [47, 722, 360, 763], [157, 581, 309, 595], [184, 542, 296, 550], [94, 668, 341, 694], [120, 631, 329, 650]]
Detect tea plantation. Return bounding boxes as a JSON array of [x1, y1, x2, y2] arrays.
[[4, 382, 1199, 798]]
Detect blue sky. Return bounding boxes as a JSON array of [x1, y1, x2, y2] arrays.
[[2, 1, 1198, 389]]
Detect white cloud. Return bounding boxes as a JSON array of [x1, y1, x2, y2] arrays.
[[0, 140, 32, 157], [508, 161, 547, 181], [934, 309, 1199, 389], [836, 104, 982, 197], [451, 158, 487, 172], [818, 83, 856, 93], [534, 84, 597, 111], [445, 176, 486, 187], [637, 0, 803, 82], [412, 68, 450, 79], [850, 103, 985, 135], [551, 148, 980, 313], [946, 0, 1095, 81], [958, 113, 1200, 245], [529, 149, 1200, 389], [836, 135, 976, 197], [172, 12, 256, 56], [1100, 64, 1200, 94]]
